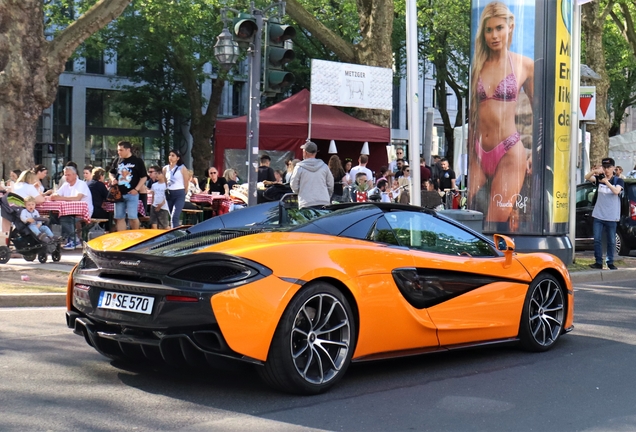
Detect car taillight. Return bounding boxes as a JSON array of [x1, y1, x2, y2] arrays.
[[630, 200, 636, 220]]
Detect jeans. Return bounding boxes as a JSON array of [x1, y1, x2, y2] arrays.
[[593, 217, 617, 265], [114, 193, 139, 220], [28, 223, 53, 238], [49, 213, 76, 242], [166, 188, 185, 228]]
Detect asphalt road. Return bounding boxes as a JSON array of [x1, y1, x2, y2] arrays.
[[1, 279, 636, 431]]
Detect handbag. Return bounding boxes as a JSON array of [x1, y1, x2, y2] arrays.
[[106, 185, 124, 203]]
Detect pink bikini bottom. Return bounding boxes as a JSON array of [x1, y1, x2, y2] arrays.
[[476, 132, 521, 177]]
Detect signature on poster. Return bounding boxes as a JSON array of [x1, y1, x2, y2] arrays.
[[492, 194, 529, 213]]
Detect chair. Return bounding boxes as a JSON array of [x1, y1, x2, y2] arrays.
[[180, 207, 204, 225]]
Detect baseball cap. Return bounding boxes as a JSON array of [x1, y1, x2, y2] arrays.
[[602, 157, 615, 167], [301, 141, 318, 154]]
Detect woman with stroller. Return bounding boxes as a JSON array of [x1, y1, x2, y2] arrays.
[[1, 170, 45, 237]]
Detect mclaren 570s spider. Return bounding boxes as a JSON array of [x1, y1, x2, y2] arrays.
[[66, 202, 574, 395]]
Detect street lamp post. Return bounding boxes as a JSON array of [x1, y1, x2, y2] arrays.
[[215, 2, 288, 207]]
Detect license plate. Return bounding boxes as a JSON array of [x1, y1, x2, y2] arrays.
[[98, 291, 154, 315]]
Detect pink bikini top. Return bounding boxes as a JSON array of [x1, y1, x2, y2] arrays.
[[478, 53, 518, 103]]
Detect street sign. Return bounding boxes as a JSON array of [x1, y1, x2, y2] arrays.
[[579, 86, 596, 121]]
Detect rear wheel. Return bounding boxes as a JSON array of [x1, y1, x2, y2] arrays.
[[0, 246, 10, 264], [519, 274, 565, 352], [38, 253, 47, 264], [259, 282, 356, 395]]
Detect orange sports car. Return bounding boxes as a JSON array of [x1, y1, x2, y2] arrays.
[[66, 203, 574, 394]]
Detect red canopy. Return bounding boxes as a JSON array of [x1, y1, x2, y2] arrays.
[[214, 89, 390, 173]]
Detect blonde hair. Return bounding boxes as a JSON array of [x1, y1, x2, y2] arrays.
[[16, 170, 37, 185], [469, 2, 515, 148], [223, 169, 235, 182], [24, 196, 36, 204]]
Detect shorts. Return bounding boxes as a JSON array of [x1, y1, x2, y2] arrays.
[[149, 207, 170, 229], [114, 193, 139, 220]]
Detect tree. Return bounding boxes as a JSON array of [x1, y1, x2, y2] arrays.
[[420, 0, 471, 163], [0, 0, 132, 173], [286, 0, 394, 127], [582, 1, 614, 165], [100, 0, 228, 176]]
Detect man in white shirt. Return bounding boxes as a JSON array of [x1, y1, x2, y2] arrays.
[[51, 166, 93, 249], [388, 147, 405, 174], [349, 155, 374, 188]]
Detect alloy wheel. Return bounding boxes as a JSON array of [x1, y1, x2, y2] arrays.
[[527, 277, 564, 347], [290, 293, 351, 385]]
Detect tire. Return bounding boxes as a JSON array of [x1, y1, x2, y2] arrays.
[[258, 282, 356, 395], [519, 274, 565, 352], [616, 231, 630, 256], [51, 250, 61, 262], [38, 253, 47, 264], [0, 246, 10, 264], [23, 253, 36, 262]]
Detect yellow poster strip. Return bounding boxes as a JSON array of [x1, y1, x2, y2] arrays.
[[552, 0, 572, 223]]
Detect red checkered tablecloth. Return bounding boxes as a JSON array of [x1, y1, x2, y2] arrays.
[[102, 199, 147, 216], [190, 193, 231, 216], [36, 201, 91, 222]]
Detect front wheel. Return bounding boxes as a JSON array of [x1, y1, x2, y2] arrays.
[[258, 282, 356, 395], [616, 231, 630, 256], [51, 250, 61, 262], [519, 274, 565, 352], [38, 253, 47, 264]]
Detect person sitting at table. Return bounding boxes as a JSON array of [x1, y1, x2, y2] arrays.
[[51, 166, 93, 250], [6, 169, 22, 191], [223, 168, 238, 190], [33, 164, 53, 196], [11, 170, 46, 204], [83, 165, 94, 182], [183, 170, 201, 210], [203, 167, 229, 197], [87, 167, 110, 220]]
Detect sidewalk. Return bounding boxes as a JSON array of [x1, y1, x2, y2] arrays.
[[0, 249, 634, 308]]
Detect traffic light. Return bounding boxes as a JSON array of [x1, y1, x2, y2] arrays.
[[232, 13, 258, 45], [263, 20, 296, 94]]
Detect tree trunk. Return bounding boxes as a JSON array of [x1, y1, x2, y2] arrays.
[[0, 0, 131, 176], [286, 0, 393, 128], [191, 78, 226, 177], [582, 1, 611, 166]]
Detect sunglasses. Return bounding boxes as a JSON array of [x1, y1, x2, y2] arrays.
[[209, 171, 218, 174]]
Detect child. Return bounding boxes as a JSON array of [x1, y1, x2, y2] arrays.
[[150, 171, 170, 229], [20, 196, 55, 242]]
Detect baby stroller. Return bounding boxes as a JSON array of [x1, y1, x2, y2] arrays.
[[0, 193, 62, 264]]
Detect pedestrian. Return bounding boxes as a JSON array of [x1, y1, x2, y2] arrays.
[[430, 155, 442, 184], [108, 140, 148, 232], [290, 141, 334, 209], [87, 167, 110, 220], [150, 170, 171, 229], [349, 154, 374, 187], [145, 165, 160, 189], [584, 157, 624, 270], [163, 149, 189, 228], [616, 166, 626, 179], [83, 165, 94, 182], [328, 155, 346, 202], [438, 158, 457, 191], [388, 147, 405, 174], [420, 156, 431, 185]]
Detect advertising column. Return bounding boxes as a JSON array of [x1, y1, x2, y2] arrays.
[[468, 0, 573, 261]]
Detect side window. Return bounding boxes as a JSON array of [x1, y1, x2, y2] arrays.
[[383, 211, 495, 257], [576, 184, 596, 208], [369, 216, 399, 245]]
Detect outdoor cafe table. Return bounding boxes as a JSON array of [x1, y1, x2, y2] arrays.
[[189, 193, 231, 216], [36, 201, 91, 222]]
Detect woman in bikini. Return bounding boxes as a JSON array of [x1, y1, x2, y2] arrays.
[[468, 1, 534, 226]]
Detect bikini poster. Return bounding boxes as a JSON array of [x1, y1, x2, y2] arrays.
[[468, 0, 537, 234]]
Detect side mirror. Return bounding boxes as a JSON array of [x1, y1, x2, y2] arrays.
[[493, 234, 515, 267]]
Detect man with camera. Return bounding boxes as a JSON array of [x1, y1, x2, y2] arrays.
[[584, 157, 624, 270]]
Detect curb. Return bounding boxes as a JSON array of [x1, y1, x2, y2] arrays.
[[570, 267, 636, 284], [0, 293, 66, 308]]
